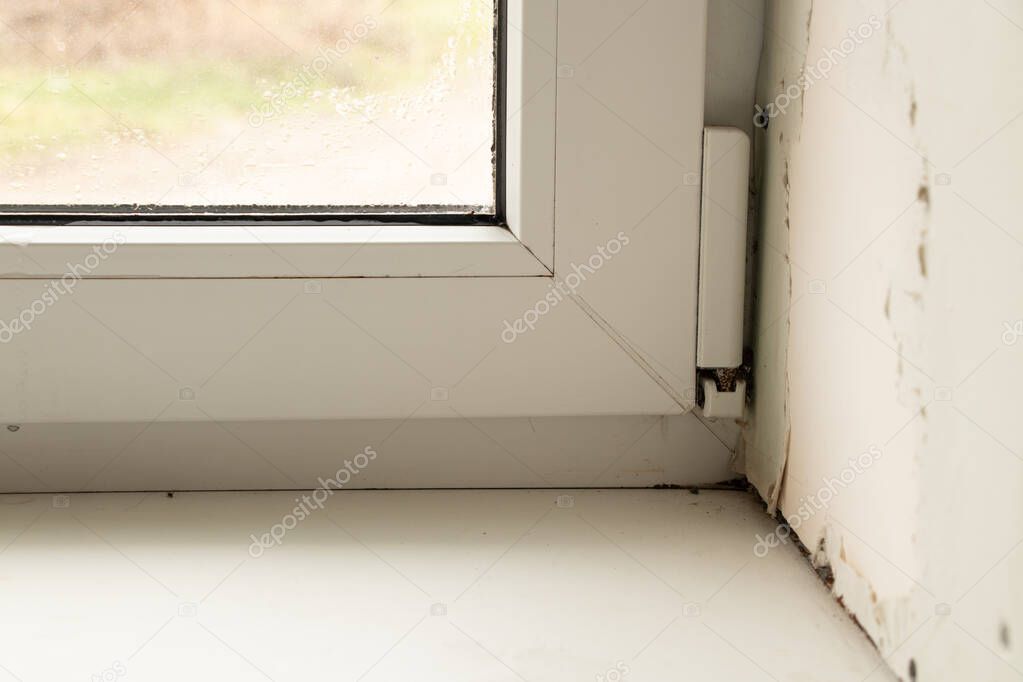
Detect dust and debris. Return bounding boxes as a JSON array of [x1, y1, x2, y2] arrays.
[[1001, 622, 1011, 650], [909, 96, 918, 126], [908, 658, 917, 681], [710, 477, 750, 491], [884, 287, 892, 319], [917, 243, 928, 278], [715, 367, 740, 392], [651, 479, 748, 493], [813, 537, 835, 587]]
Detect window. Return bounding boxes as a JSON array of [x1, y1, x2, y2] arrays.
[[0, 0, 706, 420], [0, 0, 501, 221]]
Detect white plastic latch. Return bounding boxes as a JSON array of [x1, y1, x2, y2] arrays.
[[701, 377, 747, 420]]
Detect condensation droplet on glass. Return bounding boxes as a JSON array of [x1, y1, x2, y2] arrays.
[[0, 0, 496, 208]]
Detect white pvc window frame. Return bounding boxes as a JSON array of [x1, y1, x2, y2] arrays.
[[0, 0, 709, 423], [0, 0, 556, 280]]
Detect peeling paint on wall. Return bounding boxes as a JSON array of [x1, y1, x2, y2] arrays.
[[742, 0, 812, 512], [748, 1, 1022, 679]]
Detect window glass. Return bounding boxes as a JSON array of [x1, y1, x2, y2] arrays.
[[0, 0, 496, 212]]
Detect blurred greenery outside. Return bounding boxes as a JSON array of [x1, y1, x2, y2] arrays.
[[0, 0, 494, 159]]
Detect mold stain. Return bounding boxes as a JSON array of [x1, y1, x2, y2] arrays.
[[916, 183, 930, 278], [917, 184, 930, 208]]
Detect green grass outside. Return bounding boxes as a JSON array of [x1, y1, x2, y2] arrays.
[[0, 0, 492, 160]]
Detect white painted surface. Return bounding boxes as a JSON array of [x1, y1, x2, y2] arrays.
[[748, 1, 1023, 679], [0, 224, 551, 278], [0, 414, 738, 493], [551, 0, 708, 410], [0, 222, 560, 278], [0, 277, 684, 422], [705, 0, 765, 139], [0, 490, 890, 681], [504, 0, 557, 270]]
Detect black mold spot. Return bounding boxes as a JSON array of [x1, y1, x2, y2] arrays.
[[917, 184, 930, 207], [916, 184, 930, 278], [814, 537, 835, 587]]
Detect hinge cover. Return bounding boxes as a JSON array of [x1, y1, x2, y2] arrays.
[[697, 127, 750, 418]]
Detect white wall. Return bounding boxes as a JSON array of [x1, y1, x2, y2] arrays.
[[748, 1, 1023, 680]]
